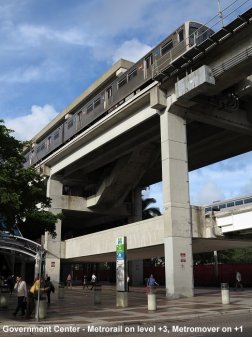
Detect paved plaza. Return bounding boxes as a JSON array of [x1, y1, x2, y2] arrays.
[[1, 285, 252, 327]]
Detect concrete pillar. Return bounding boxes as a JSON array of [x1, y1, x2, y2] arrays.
[[128, 187, 142, 223], [160, 96, 193, 298], [128, 188, 144, 287], [44, 177, 63, 285]]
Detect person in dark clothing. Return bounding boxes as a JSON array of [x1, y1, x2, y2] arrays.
[[7, 275, 15, 294], [83, 275, 88, 289], [45, 276, 55, 305]]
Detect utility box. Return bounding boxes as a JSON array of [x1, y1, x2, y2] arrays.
[[175, 65, 215, 100]]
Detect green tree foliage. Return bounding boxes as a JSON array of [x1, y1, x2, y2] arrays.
[[194, 248, 252, 264], [0, 120, 59, 238], [142, 197, 161, 220]]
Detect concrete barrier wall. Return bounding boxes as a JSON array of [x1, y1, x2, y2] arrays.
[[64, 216, 164, 259]]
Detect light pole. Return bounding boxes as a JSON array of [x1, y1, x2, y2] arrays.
[[218, 0, 224, 27], [35, 246, 44, 322]]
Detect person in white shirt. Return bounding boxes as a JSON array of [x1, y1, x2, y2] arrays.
[[90, 273, 97, 290], [13, 276, 27, 316], [66, 273, 72, 288], [235, 271, 243, 290]]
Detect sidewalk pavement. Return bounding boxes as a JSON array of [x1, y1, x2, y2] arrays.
[[1, 285, 252, 327]]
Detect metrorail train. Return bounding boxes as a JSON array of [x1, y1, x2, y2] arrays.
[[24, 21, 214, 167], [204, 195, 252, 213]]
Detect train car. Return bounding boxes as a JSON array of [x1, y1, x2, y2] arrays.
[[204, 195, 252, 213], [25, 21, 214, 167]]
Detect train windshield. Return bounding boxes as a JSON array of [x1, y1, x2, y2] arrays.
[[189, 26, 198, 45]]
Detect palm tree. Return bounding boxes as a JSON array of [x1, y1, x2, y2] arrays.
[[142, 197, 161, 220]]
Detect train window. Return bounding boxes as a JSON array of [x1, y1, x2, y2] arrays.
[[107, 86, 112, 99], [235, 200, 243, 206], [202, 31, 208, 41], [94, 98, 101, 108], [205, 207, 212, 213], [76, 111, 82, 122], [219, 204, 226, 209], [40, 142, 45, 151], [244, 198, 252, 204], [189, 26, 198, 44], [68, 119, 73, 128], [227, 202, 235, 207], [145, 54, 153, 69], [36, 145, 41, 153], [128, 68, 137, 81], [178, 30, 184, 42], [118, 76, 127, 89], [54, 130, 60, 140], [161, 40, 173, 55], [87, 103, 93, 114]]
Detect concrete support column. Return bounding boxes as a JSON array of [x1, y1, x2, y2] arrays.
[[160, 96, 193, 298], [128, 187, 142, 223], [128, 188, 143, 287], [44, 177, 63, 285]]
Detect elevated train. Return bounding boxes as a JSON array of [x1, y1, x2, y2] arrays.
[[204, 195, 252, 213], [25, 21, 214, 166]]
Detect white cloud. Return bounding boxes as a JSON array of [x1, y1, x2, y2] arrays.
[[0, 66, 40, 83], [5, 104, 58, 141], [192, 181, 225, 205], [112, 39, 152, 63], [144, 151, 252, 210], [18, 24, 92, 47], [189, 152, 252, 205]]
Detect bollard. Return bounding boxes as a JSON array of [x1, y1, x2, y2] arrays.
[[58, 282, 65, 299], [221, 283, 230, 304], [147, 289, 157, 311], [94, 284, 101, 304], [35, 299, 47, 319], [116, 291, 128, 307]]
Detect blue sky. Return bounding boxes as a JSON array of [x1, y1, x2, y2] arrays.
[[1, 0, 252, 208]]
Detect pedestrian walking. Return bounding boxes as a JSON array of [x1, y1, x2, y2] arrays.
[[26, 276, 49, 318], [66, 273, 72, 288], [127, 275, 130, 292], [13, 276, 27, 317], [146, 274, 159, 293], [7, 275, 15, 294], [90, 273, 96, 290], [45, 276, 55, 305], [235, 271, 243, 290], [83, 275, 88, 289]]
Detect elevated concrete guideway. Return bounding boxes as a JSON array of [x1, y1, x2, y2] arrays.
[[31, 6, 252, 298]]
